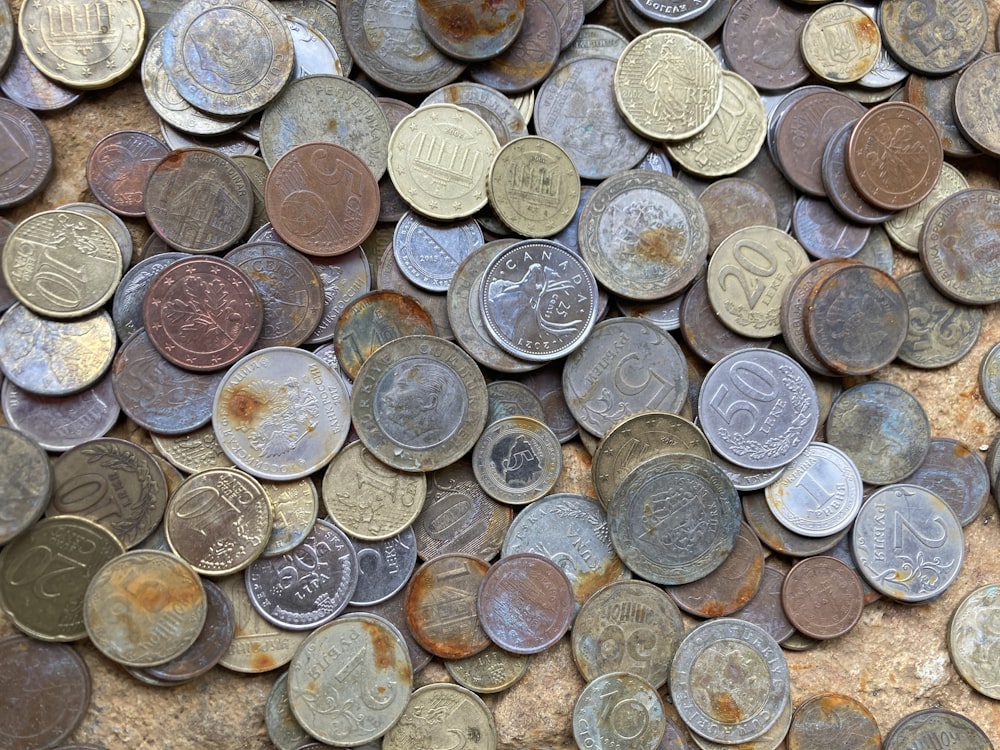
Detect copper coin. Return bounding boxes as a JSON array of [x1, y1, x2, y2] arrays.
[[405, 553, 492, 659], [804, 262, 908, 375], [265, 142, 380, 257], [477, 552, 574, 654], [143, 256, 264, 371], [781, 556, 864, 640], [85, 130, 169, 218], [721, 0, 811, 91], [333, 289, 435, 380], [845, 102, 943, 211]]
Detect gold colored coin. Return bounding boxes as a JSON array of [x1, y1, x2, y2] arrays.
[[387, 103, 499, 221], [666, 72, 766, 178], [885, 162, 969, 254], [151, 425, 233, 475], [216, 573, 308, 673], [800, 3, 881, 84], [259, 476, 319, 557], [18, 0, 146, 90], [510, 90, 535, 126], [488, 135, 581, 237], [2, 209, 122, 318], [613, 28, 722, 141]]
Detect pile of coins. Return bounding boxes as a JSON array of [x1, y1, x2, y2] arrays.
[[1, 0, 1000, 747]]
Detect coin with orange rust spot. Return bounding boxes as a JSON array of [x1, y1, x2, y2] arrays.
[[405, 553, 491, 659]]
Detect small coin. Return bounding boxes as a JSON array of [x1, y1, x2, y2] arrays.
[[779, 259, 855, 377], [216, 573, 308, 673], [472, 416, 561, 505], [786, 693, 881, 750], [1, 37, 80, 112], [852, 484, 964, 603], [800, 3, 880, 83], [884, 709, 993, 750], [405, 553, 491, 659], [303, 247, 372, 346], [949, 583, 1000, 700], [742, 491, 846, 558], [446, 642, 530, 694], [897, 269, 982, 370], [468, 0, 560, 94], [383, 683, 496, 750], [821, 121, 897, 226], [284, 14, 343, 79], [213, 346, 351, 480], [84, 549, 206, 667], [781, 556, 864, 640], [573, 671, 666, 750], [86, 130, 169, 218], [792, 195, 871, 259], [0, 634, 91, 749], [698, 179, 777, 254], [349, 527, 418, 607]]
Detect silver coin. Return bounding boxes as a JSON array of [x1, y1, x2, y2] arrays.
[[349, 526, 418, 606], [351, 335, 488, 472], [376, 241, 455, 342], [670, 618, 790, 745], [556, 23, 629, 66], [213, 347, 351, 480], [486, 380, 546, 424], [852, 483, 964, 604], [698, 349, 819, 471], [690, 698, 792, 750], [111, 252, 188, 342], [245, 519, 358, 630], [259, 477, 320, 557], [472, 416, 562, 505], [1, 375, 119, 453], [280, 0, 352, 76], [0, 425, 51, 545], [573, 671, 666, 750], [393, 211, 484, 292], [480, 239, 599, 362], [609, 453, 741, 586], [562, 317, 688, 438], [284, 15, 343, 78], [265, 671, 312, 750], [158, 120, 259, 154], [303, 248, 372, 345]]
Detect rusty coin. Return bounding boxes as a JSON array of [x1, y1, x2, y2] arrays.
[[417, 0, 524, 61], [468, 0, 560, 94], [334, 290, 435, 380]]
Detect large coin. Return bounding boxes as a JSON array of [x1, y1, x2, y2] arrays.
[[352, 335, 488, 472]]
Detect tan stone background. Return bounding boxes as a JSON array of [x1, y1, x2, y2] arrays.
[[3, 0, 1000, 747]]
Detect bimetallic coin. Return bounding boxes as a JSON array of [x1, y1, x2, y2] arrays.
[[609, 453, 741, 585], [405, 553, 491, 659], [950, 583, 1000, 700], [574, 672, 666, 750], [382, 683, 496, 750], [84, 550, 206, 668], [670, 618, 790, 745], [786, 693, 881, 750], [0, 516, 123, 641], [352, 335, 488, 473], [698, 349, 819, 471], [165, 467, 272, 576], [884, 709, 993, 750], [245, 519, 357, 629], [288, 613, 412, 746], [472, 416, 562, 505], [852, 484, 964, 603], [86, 130, 169, 218], [217, 573, 308, 673], [213, 347, 351, 480], [0, 425, 50, 545], [689, 699, 791, 750], [781, 556, 864, 640]]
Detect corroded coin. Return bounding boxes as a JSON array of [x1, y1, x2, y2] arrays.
[[405, 553, 491, 659], [609, 453, 741, 585], [852, 484, 964, 603], [382, 683, 496, 750], [614, 28, 722, 141], [467, 0, 560, 94], [953, 55, 1000, 158], [445, 642, 530, 694], [288, 613, 412, 746], [213, 346, 351, 480], [786, 693, 881, 750], [472, 416, 561, 505], [265, 671, 312, 750], [572, 579, 684, 687], [416, 0, 524, 61], [885, 161, 968, 254], [265, 142, 380, 257], [86, 130, 169, 218], [1, 36, 82, 112], [800, 3, 880, 84], [352, 335, 488, 472], [142, 256, 264, 374], [949, 583, 1000, 700], [781, 556, 864, 640], [480, 239, 598, 362], [579, 169, 708, 301], [422, 81, 528, 147], [670, 618, 790, 745], [393, 211, 484, 292], [165, 467, 272, 576], [216, 573, 307, 673], [0, 425, 50, 545], [906, 69, 977, 159], [906, 437, 991, 526], [730, 560, 798, 644], [245, 519, 357, 629], [0, 516, 123, 641], [698, 179, 777, 254], [779, 258, 855, 377], [680, 274, 772, 366], [334, 289, 435, 380], [573, 671, 666, 750], [377, 241, 454, 342], [486, 380, 545, 425], [884, 709, 993, 750], [698, 349, 818, 471], [150, 424, 230, 475], [743, 491, 847, 558], [721, 0, 810, 91], [879, 0, 987, 76], [160, 0, 292, 115], [84, 549, 206, 667]]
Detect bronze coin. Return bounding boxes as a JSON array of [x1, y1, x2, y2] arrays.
[[143, 256, 264, 371], [265, 142, 380, 257], [477, 552, 574, 654], [845, 102, 943, 211], [85, 130, 169, 218], [781, 556, 864, 640]]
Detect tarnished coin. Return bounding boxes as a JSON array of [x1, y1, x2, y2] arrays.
[[905, 437, 991, 527], [689, 700, 791, 750], [698, 179, 777, 255], [884, 709, 993, 750], [216, 573, 308, 673], [0, 634, 91, 749], [165, 467, 271, 576], [18, 0, 144, 89], [111, 252, 187, 341], [382, 683, 496, 750], [742, 492, 847, 558], [50, 437, 168, 549], [698, 349, 819, 470], [446, 642, 530, 694], [953, 55, 1000, 158], [609, 453, 741, 585], [112, 330, 225, 435], [281, 0, 351, 77], [468, 0, 560, 94], [800, 3, 880, 84], [284, 14, 343, 79], [472, 416, 562, 505], [765, 442, 862, 537], [486, 380, 545, 425], [352, 335, 488, 472], [144, 149, 254, 253], [949, 583, 1000, 700], [265, 142, 380, 257], [1, 36, 82, 112], [304, 248, 372, 346], [231, 154, 268, 236], [160, 0, 292, 115], [84, 549, 206, 667], [0, 516, 123, 641], [288, 613, 412, 747], [416, 0, 523, 61], [393, 211, 484, 292], [574, 672, 666, 750], [826, 381, 930, 485], [779, 259, 855, 377], [377, 241, 454, 342], [885, 161, 968, 253], [0, 0, 11, 72], [405, 553, 491, 659], [792, 195, 871, 258], [85, 130, 169, 218], [0, 425, 50, 545], [213, 347, 351, 480], [245, 519, 357, 629], [150, 424, 230, 475], [334, 289, 435, 380], [721, 0, 809, 91], [705, 226, 809, 339], [897, 269, 982, 369], [572, 579, 684, 687], [852, 484, 964, 603], [879, 0, 988, 76], [614, 28, 722, 141], [422, 82, 527, 147], [781, 556, 864, 640], [349, 527, 418, 607], [258, 477, 318, 557], [786, 693, 881, 750], [822, 121, 896, 226], [534, 56, 651, 180], [681, 274, 772, 366], [158, 121, 259, 155], [670, 618, 790, 745], [265, 671, 312, 750]]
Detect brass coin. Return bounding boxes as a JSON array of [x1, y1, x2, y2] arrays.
[[445, 643, 530, 694], [885, 162, 968, 254], [800, 3, 880, 84]]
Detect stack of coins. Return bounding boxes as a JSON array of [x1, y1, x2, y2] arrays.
[[2, 0, 1000, 747]]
